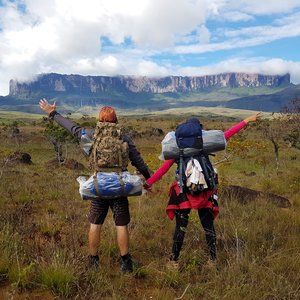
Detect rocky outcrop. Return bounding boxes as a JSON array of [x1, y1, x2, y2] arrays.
[[222, 185, 291, 208], [6, 151, 32, 164], [9, 72, 290, 96]]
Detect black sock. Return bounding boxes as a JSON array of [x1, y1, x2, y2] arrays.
[[88, 254, 99, 267], [121, 253, 130, 261], [89, 254, 99, 260]]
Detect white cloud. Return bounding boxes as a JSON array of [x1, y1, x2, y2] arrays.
[[173, 13, 300, 54], [196, 25, 211, 44], [228, 0, 300, 15], [178, 58, 300, 83], [0, 0, 300, 96], [222, 11, 254, 22], [135, 60, 169, 77], [0, 0, 209, 95], [66, 56, 123, 75]]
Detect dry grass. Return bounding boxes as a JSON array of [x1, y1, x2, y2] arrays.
[[0, 113, 299, 299]]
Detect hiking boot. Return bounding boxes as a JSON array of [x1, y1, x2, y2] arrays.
[[166, 253, 180, 271], [88, 255, 99, 269], [120, 255, 133, 273]]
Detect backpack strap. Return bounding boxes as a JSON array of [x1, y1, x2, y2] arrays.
[[119, 172, 125, 197], [118, 144, 123, 169], [178, 148, 184, 193], [198, 155, 216, 190], [90, 134, 98, 172], [93, 173, 101, 197]]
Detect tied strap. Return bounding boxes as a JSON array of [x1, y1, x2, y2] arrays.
[[93, 172, 101, 197], [119, 173, 125, 197]]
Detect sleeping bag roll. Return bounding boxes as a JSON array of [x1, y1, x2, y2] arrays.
[[77, 172, 142, 200], [160, 130, 227, 160]]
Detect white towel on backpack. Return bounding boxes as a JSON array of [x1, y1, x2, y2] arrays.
[[185, 158, 208, 188]]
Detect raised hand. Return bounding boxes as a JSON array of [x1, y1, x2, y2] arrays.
[[39, 98, 57, 114], [244, 112, 262, 124]]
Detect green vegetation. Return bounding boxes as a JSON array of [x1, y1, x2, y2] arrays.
[[150, 86, 287, 103], [0, 111, 41, 124], [0, 109, 299, 299]]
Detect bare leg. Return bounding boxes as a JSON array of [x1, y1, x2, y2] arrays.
[[89, 223, 102, 256], [116, 225, 133, 273], [116, 225, 129, 256]]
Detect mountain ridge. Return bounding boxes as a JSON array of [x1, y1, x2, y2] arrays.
[[9, 72, 290, 96], [0, 72, 298, 113]]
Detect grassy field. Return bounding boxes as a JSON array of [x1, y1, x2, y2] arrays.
[[0, 109, 299, 299], [0, 106, 270, 123]]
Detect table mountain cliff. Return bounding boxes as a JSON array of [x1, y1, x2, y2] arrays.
[[9, 73, 290, 96], [1, 72, 297, 113]]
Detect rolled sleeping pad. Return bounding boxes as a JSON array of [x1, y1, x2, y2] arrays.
[[160, 130, 227, 160], [77, 172, 142, 200]]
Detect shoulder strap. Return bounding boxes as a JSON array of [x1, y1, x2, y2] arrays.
[[178, 149, 184, 193], [90, 132, 98, 171]]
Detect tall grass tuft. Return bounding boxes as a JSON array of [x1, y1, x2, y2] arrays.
[[9, 262, 37, 292], [40, 266, 77, 298], [39, 251, 78, 298]]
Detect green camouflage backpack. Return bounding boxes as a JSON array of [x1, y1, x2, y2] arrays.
[[89, 121, 129, 172]]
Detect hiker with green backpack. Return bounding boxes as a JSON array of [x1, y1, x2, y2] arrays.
[[39, 99, 152, 273], [143, 112, 261, 267]]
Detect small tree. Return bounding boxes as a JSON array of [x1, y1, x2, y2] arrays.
[[258, 97, 300, 171], [280, 97, 300, 150], [43, 119, 78, 164], [257, 117, 282, 171], [4, 121, 23, 149]]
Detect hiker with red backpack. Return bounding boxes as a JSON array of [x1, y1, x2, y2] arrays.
[[143, 112, 261, 266], [39, 99, 152, 273]]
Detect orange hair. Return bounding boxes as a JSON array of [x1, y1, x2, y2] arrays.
[[98, 106, 118, 123]]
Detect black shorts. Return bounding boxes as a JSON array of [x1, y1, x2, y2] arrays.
[[88, 197, 130, 226]]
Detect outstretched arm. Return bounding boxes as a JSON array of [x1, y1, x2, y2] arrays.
[[39, 98, 87, 140], [224, 112, 262, 140]]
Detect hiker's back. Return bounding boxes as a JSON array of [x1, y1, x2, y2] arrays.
[[90, 121, 129, 171], [175, 118, 217, 194]]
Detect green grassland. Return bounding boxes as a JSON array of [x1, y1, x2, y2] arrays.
[[0, 110, 299, 299], [0, 106, 271, 124], [151, 86, 287, 103]]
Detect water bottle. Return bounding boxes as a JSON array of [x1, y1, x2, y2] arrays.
[[81, 129, 92, 156]]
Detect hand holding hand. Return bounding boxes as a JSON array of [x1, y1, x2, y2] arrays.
[[39, 98, 56, 114], [143, 182, 152, 190], [244, 112, 262, 124]]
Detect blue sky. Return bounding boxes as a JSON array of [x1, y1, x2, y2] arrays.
[[0, 0, 300, 95]]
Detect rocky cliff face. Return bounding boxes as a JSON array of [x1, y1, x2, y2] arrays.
[[9, 73, 290, 96]]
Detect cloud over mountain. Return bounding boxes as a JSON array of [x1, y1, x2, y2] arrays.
[[0, 0, 300, 96]]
